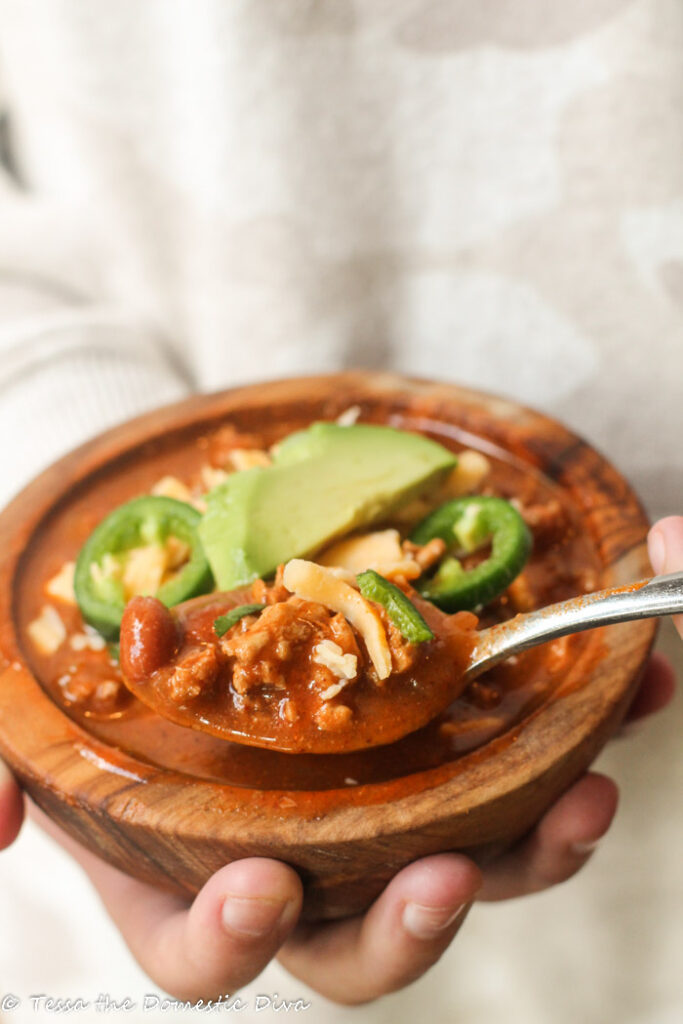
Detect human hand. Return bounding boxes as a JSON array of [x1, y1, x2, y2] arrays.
[[0, 640, 669, 1007], [2, 529, 677, 1008]]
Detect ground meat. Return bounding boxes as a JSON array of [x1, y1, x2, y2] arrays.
[[250, 564, 291, 605], [60, 672, 126, 713], [220, 597, 354, 699], [402, 537, 447, 572], [315, 701, 354, 732], [165, 645, 220, 704], [328, 613, 362, 661], [225, 624, 270, 661], [521, 500, 568, 545], [506, 573, 536, 613], [376, 608, 419, 676]]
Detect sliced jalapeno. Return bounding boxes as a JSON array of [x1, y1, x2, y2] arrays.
[[214, 604, 265, 638], [410, 495, 532, 612], [74, 496, 213, 640], [356, 569, 434, 644]]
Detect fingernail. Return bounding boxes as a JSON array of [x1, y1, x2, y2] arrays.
[[648, 528, 666, 574], [570, 839, 600, 857], [221, 895, 290, 937], [402, 901, 467, 940]]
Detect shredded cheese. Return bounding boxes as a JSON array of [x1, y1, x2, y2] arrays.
[[27, 605, 66, 655], [283, 559, 392, 680], [445, 450, 491, 496], [312, 639, 358, 682], [325, 566, 359, 585], [121, 544, 167, 599], [89, 536, 191, 601], [228, 448, 272, 471], [45, 561, 76, 604], [374, 561, 421, 580], [390, 496, 434, 528], [318, 529, 421, 580], [319, 681, 346, 701], [70, 631, 107, 652], [335, 405, 361, 426], [200, 465, 229, 491], [151, 475, 193, 502], [164, 536, 191, 570], [320, 529, 401, 570]]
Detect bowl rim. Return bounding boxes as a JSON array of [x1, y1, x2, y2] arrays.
[[0, 371, 657, 850]]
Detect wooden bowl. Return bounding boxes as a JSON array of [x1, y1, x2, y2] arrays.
[[0, 373, 656, 921]]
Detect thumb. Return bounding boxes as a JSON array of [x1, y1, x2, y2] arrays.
[[93, 856, 303, 1001], [648, 516, 683, 636], [28, 802, 303, 1001]]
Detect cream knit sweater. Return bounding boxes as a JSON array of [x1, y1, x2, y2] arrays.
[[0, 2, 682, 1022]]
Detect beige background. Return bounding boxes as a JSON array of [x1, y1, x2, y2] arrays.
[[0, 0, 682, 1020]]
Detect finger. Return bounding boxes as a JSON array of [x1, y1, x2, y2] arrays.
[[31, 801, 478, 1004], [648, 517, 683, 634], [478, 772, 618, 901], [29, 801, 302, 1001], [89, 858, 302, 1000], [648, 515, 683, 573], [0, 758, 24, 849], [113, 858, 303, 1000], [620, 652, 676, 729], [279, 853, 481, 1005]]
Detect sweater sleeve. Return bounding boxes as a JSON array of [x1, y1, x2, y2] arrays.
[[0, 109, 192, 509]]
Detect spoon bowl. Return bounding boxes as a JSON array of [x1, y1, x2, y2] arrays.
[[119, 572, 683, 754], [118, 588, 479, 754]]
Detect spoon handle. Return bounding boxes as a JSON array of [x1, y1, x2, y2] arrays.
[[465, 570, 683, 682]]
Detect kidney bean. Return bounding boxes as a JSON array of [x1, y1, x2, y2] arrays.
[[120, 596, 180, 682]]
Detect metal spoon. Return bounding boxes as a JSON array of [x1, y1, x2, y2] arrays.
[[463, 571, 683, 684]]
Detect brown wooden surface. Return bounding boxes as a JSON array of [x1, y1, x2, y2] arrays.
[[0, 373, 657, 920]]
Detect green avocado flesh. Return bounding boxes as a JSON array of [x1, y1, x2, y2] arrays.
[[198, 422, 457, 589]]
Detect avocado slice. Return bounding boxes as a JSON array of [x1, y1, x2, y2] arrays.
[[198, 422, 457, 590]]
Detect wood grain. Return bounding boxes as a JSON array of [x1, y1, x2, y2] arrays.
[[0, 373, 656, 920]]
